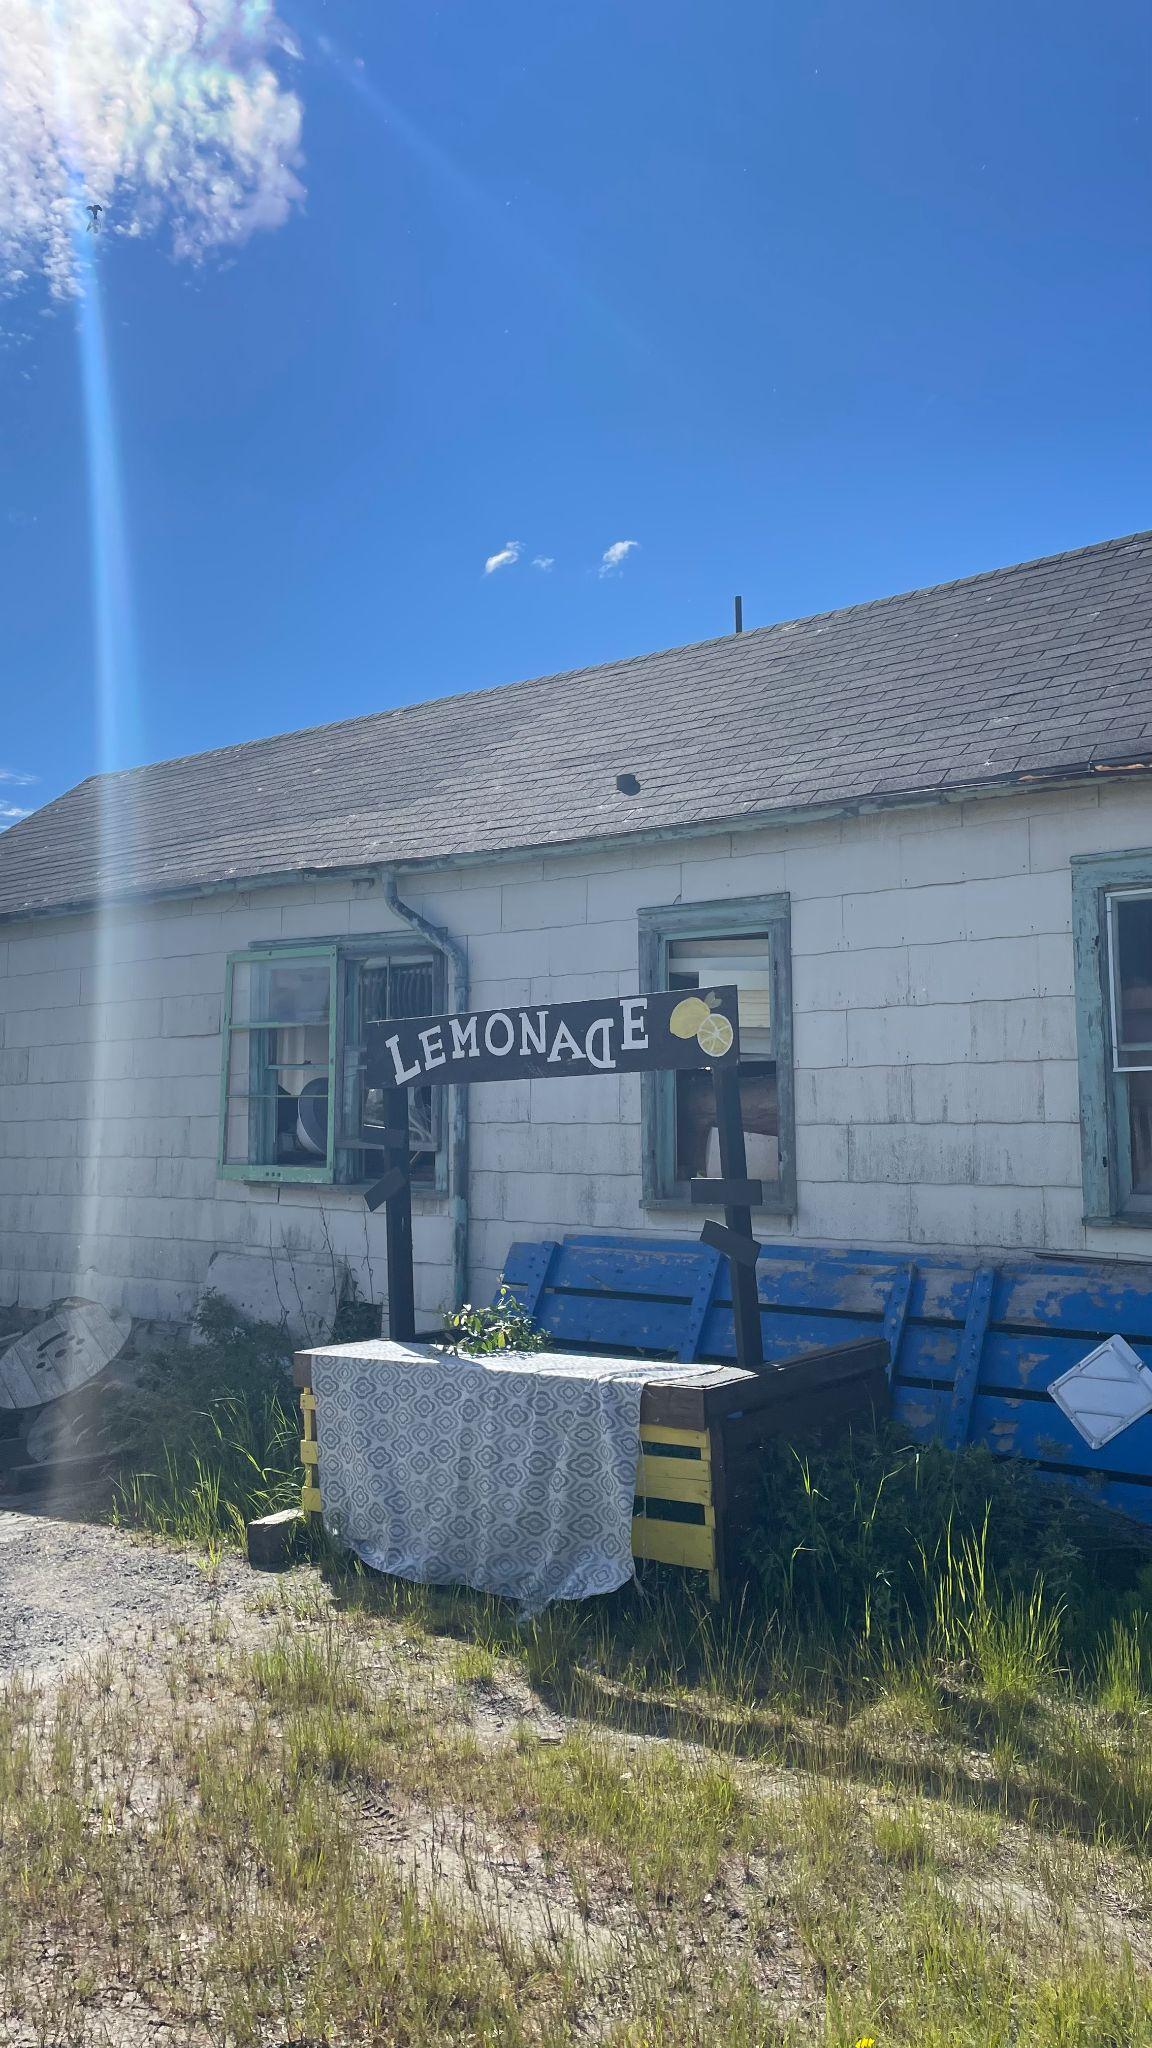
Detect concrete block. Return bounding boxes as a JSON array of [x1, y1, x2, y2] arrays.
[[618, 1073, 642, 1121], [530, 1074, 619, 1124], [1026, 799, 1116, 872], [679, 849, 787, 901], [0, 968, 80, 1013], [673, 832, 732, 865], [5, 929, 97, 975], [790, 897, 844, 956], [541, 1122, 637, 1175], [910, 1062, 1044, 1125], [161, 994, 223, 1038], [470, 1122, 555, 1174], [793, 1010, 848, 1068], [280, 901, 351, 938], [850, 1121, 1080, 1189], [469, 1171, 506, 1222], [1036, 932, 1075, 995], [469, 929, 548, 982], [501, 877, 587, 932], [794, 946, 911, 1013], [529, 972, 623, 1007], [546, 920, 637, 977], [1042, 1185, 1090, 1251], [2, 1001, 162, 1047], [467, 977, 532, 1014], [1041, 1060, 1082, 1123], [898, 817, 1031, 888], [470, 1079, 531, 1124], [82, 955, 218, 1004], [585, 863, 682, 922], [802, 1181, 913, 1245], [205, 1248, 337, 1338], [406, 886, 503, 936], [206, 903, 282, 945], [969, 997, 1077, 1063], [799, 1124, 850, 1179], [247, 1508, 303, 1572], [909, 938, 1041, 1006], [909, 1184, 1046, 1252], [795, 1064, 913, 1126], [788, 835, 900, 899]]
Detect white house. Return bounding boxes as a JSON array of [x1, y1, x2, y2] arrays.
[[2, 531, 1151, 1337]]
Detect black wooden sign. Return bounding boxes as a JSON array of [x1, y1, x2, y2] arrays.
[[368, 986, 741, 1092], [364, 981, 766, 1376]]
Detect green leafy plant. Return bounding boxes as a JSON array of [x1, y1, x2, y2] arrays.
[[444, 1287, 547, 1355]]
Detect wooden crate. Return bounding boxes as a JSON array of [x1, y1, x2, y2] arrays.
[[292, 1334, 888, 1601]]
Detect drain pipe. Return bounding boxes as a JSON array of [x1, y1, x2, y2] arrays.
[[382, 872, 471, 1320]]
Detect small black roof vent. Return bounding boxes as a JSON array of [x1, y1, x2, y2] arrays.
[[615, 772, 641, 796]]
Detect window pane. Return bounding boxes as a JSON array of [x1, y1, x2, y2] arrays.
[[668, 934, 772, 1053], [1130, 1072, 1152, 1194], [1111, 895, 1152, 1069], [346, 952, 442, 1186], [231, 956, 331, 1029], [674, 1062, 780, 1183], [223, 1021, 331, 1169]]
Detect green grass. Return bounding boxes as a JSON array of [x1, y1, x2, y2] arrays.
[[3, 1588, 1151, 2047], [83, 1314, 1152, 2039]]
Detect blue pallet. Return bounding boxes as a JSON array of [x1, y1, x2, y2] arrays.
[[498, 1234, 1152, 1525]]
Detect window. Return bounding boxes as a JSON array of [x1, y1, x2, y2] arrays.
[[639, 896, 795, 1212], [219, 940, 446, 1187], [1073, 855, 1152, 1224]]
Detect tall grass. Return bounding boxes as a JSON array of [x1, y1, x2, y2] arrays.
[[109, 1292, 299, 1544]]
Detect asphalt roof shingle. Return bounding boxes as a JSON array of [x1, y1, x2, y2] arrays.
[[3, 530, 1151, 920]]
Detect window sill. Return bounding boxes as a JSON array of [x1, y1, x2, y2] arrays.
[[643, 1193, 795, 1220], [1084, 1211, 1152, 1231], [219, 1170, 446, 1207]]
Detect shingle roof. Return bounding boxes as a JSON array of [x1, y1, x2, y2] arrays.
[[3, 530, 1152, 920]]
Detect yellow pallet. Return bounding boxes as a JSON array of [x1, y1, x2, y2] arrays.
[[299, 1399, 720, 1599]]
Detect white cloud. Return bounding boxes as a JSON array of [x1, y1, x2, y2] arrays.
[[0, 767, 36, 785], [599, 539, 638, 577], [0, 1, 304, 298], [531, 555, 554, 572], [484, 539, 522, 575], [0, 802, 31, 824]]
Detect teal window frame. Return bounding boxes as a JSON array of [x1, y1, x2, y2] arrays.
[[218, 937, 448, 1191], [1072, 849, 1152, 1227], [638, 894, 796, 1215]]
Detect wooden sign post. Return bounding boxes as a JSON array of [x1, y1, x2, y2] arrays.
[[362, 985, 767, 1373]]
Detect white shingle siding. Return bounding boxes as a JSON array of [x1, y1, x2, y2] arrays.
[[1, 777, 1151, 1331]]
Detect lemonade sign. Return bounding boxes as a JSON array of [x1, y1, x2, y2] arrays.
[[369, 987, 741, 1091]]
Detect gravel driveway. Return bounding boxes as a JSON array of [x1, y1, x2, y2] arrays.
[[0, 1510, 256, 1684]]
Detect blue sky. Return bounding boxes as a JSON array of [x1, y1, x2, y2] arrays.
[[1, 0, 1149, 820]]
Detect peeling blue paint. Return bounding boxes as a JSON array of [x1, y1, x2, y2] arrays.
[[502, 1234, 1152, 1525]]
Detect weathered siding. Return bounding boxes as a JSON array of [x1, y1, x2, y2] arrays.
[[1, 780, 1150, 1332]]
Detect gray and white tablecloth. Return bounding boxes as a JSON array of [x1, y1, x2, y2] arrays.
[[309, 1341, 709, 1614]]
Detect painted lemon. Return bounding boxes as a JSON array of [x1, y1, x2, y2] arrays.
[[696, 1012, 734, 1058], [669, 995, 711, 1039]]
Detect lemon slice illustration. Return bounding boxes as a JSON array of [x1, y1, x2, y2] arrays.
[[696, 1012, 734, 1058], [669, 995, 711, 1039]]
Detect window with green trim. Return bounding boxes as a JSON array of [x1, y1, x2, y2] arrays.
[[638, 896, 796, 1213], [1072, 852, 1152, 1225], [219, 940, 446, 1187]]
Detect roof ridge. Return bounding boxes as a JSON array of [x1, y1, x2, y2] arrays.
[[77, 528, 1152, 792]]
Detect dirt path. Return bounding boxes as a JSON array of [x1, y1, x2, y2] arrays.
[[0, 1510, 256, 1684]]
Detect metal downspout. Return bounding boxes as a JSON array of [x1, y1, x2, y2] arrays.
[[382, 873, 470, 1317]]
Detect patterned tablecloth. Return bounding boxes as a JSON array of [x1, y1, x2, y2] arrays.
[[308, 1341, 709, 1614]]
